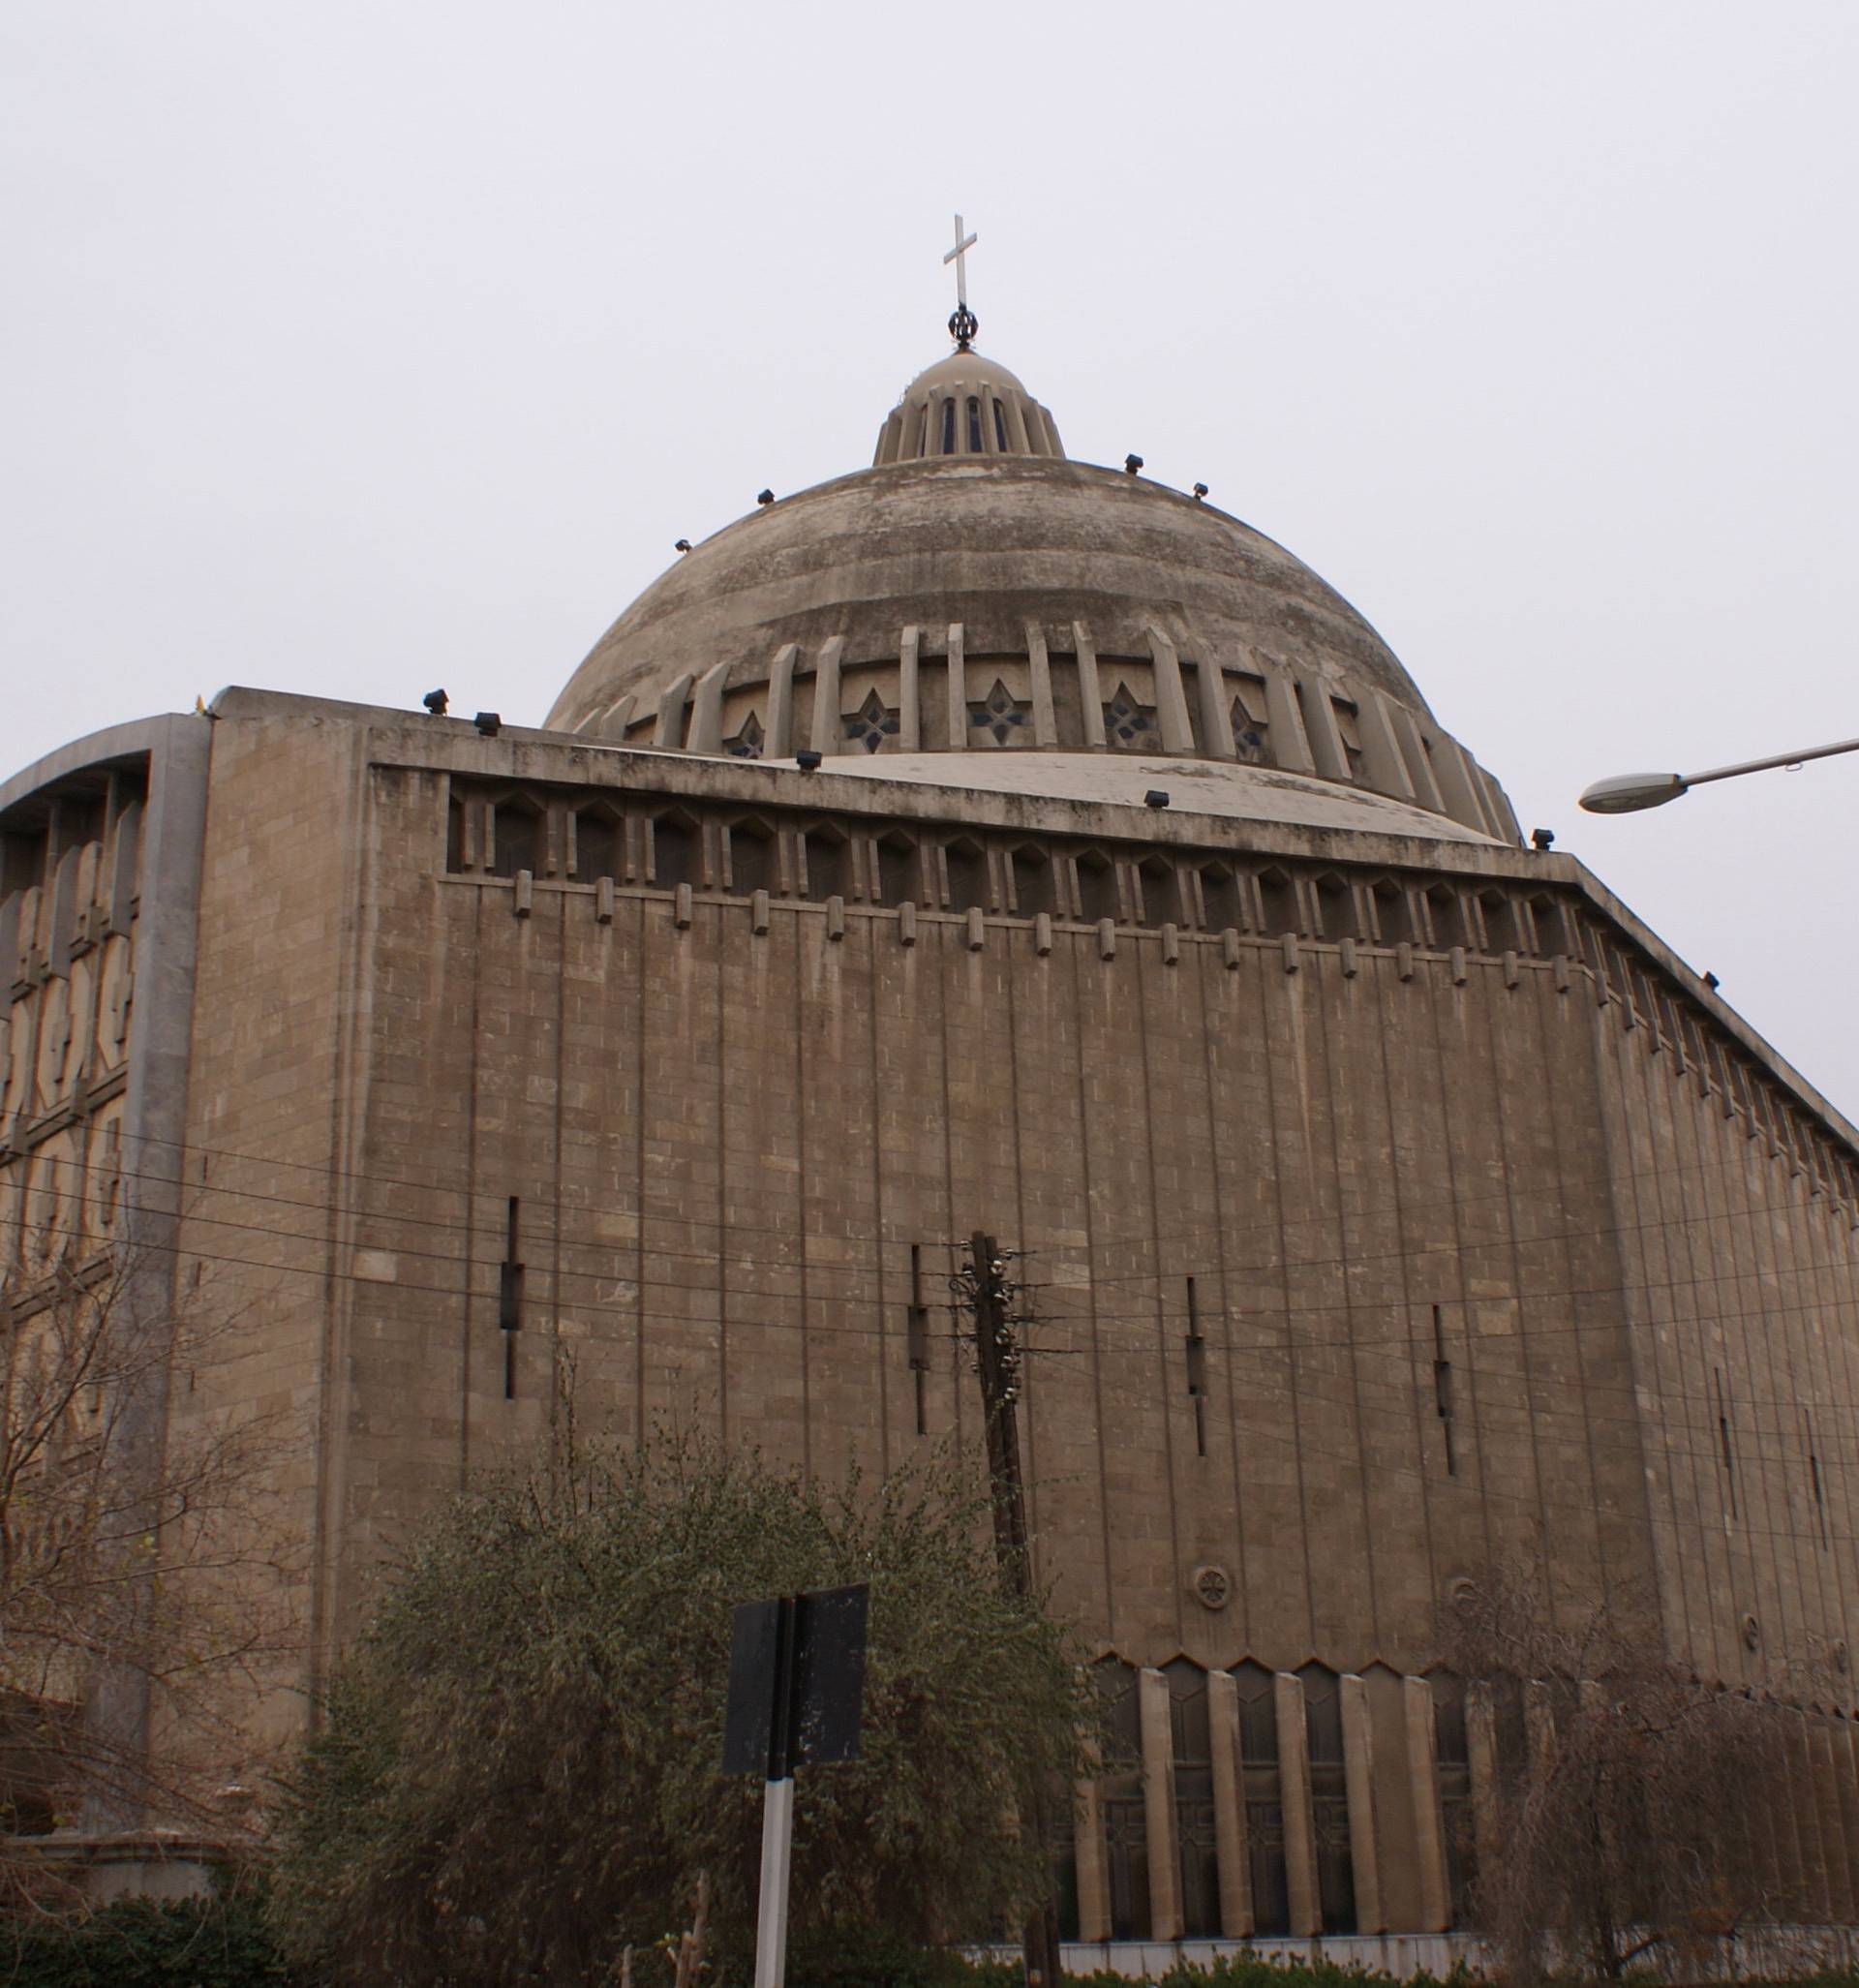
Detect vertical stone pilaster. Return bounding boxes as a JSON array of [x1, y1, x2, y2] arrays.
[[1296, 677, 1352, 782], [944, 624, 967, 751], [1403, 1676, 1452, 1933], [765, 644, 798, 759], [897, 627, 921, 752], [653, 671, 694, 749], [1193, 656, 1235, 759], [1465, 1681, 1503, 1883], [1026, 621, 1056, 747], [808, 637, 845, 757], [686, 660, 729, 755], [1340, 1674, 1385, 1933], [1262, 663, 1316, 775], [1138, 1667, 1183, 1941], [1145, 627, 1195, 753], [1274, 1670, 1323, 1937], [1207, 1669, 1254, 1937], [1074, 621, 1106, 748], [1073, 1773, 1112, 1943]]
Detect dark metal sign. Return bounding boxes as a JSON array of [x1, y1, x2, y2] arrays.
[[721, 1582, 869, 1778]]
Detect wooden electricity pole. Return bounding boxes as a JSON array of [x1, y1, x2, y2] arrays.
[[965, 1233, 1060, 1988]]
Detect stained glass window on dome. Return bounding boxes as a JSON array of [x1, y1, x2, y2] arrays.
[[726, 713, 765, 760], [843, 692, 899, 754], [968, 680, 1030, 748], [1104, 685, 1159, 750], [1230, 696, 1265, 762]]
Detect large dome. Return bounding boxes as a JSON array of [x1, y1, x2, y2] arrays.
[[545, 351, 1518, 843]]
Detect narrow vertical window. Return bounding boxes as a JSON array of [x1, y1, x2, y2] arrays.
[[940, 399, 956, 454], [1299, 1665, 1356, 1933], [1714, 1366, 1739, 1521], [966, 397, 984, 453], [499, 1197, 524, 1400], [1433, 1302, 1456, 1476], [1165, 1661, 1219, 1937], [993, 398, 1009, 449], [1185, 1276, 1207, 1458], [907, 1243, 930, 1437]]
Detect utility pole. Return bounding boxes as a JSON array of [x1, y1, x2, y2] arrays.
[[964, 1233, 1060, 1988]]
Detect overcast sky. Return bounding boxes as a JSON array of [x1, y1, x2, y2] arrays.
[[5, 1, 1856, 1116]]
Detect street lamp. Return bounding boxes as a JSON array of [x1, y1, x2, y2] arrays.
[[1579, 735, 1859, 814]]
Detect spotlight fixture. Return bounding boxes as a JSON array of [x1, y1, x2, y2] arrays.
[[796, 749, 823, 772], [1531, 827, 1555, 850], [1144, 789, 1171, 810], [1124, 454, 1143, 475], [1192, 482, 1208, 501], [422, 688, 449, 717], [1704, 970, 1721, 991], [473, 712, 502, 738], [674, 538, 691, 553], [756, 489, 775, 506]]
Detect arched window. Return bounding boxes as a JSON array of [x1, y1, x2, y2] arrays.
[[1164, 1660, 1220, 1938], [489, 796, 541, 879], [966, 397, 984, 453], [1075, 850, 1117, 925], [1009, 845, 1053, 918], [940, 398, 956, 454], [650, 812, 698, 890], [727, 819, 775, 898], [1298, 1664, 1356, 1933], [1096, 1658, 1150, 1942], [573, 810, 619, 882], [1233, 1662, 1289, 1934], [945, 839, 988, 914], [993, 398, 1009, 450], [875, 832, 916, 906]]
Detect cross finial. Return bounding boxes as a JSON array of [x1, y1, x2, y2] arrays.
[[943, 213, 978, 350]]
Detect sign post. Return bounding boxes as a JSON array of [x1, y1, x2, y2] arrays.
[[722, 1583, 869, 1988]]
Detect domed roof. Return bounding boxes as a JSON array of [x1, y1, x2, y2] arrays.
[[544, 346, 1518, 843], [870, 347, 1064, 464]]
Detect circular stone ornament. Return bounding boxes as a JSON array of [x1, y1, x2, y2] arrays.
[[1192, 1564, 1233, 1611]]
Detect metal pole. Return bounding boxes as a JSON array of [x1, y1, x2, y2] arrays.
[[752, 1598, 799, 1988], [753, 1777, 794, 1988]]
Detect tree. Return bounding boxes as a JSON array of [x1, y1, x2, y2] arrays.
[[1443, 1565, 1800, 1983], [0, 1251, 298, 1912], [270, 1431, 1092, 1988]]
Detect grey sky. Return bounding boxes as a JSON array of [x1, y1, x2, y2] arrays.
[[5, 1, 1856, 1114]]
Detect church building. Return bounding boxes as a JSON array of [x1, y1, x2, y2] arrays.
[[7, 268, 1859, 1954]]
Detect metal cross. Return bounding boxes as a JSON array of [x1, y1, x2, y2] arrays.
[[943, 214, 977, 309]]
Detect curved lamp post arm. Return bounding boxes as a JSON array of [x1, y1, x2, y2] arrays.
[[1579, 734, 1859, 814]]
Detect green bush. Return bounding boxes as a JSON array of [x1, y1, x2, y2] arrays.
[[0, 1884, 309, 1987]]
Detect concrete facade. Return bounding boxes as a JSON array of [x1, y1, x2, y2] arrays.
[[6, 340, 1859, 1936]]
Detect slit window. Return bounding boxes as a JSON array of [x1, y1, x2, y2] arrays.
[[993, 398, 1009, 449], [940, 398, 956, 454], [966, 397, 984, 453]]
